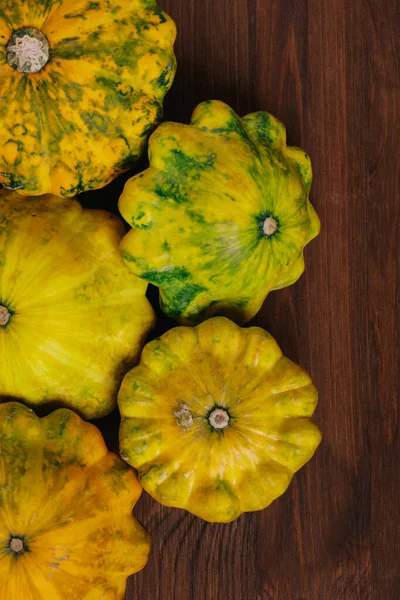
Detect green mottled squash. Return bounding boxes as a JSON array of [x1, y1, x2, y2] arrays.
[[119, 317, 321, 523], [0, 0, 176, 196], [119, 100, 320, 325], [0, 190, 155, 419], [0, 402, 150, 599]]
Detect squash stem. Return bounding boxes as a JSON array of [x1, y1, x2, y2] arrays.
[[0, 305, 10, 327], [208, 408, 230, 429], [263, 216, 278, 237], [9, 537, 25, 554], [6, 28, 50, 74]]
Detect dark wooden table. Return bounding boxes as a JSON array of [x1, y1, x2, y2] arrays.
[[93, 1, 400, 598]]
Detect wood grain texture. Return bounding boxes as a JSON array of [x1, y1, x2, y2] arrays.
[[87, 0, 399, 598]]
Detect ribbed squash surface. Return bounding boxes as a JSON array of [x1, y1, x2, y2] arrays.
[[119, 317, 321, 522], [119, 100, 320, 324], [0, 0, 176, 196], [0, 402, 150, 599], [0, 190, 155, 418]]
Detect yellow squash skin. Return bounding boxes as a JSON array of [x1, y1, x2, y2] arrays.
[[119, 317, 321, 523], [0, 402, 150, 600], [0, 0, 176, 196], [119, 100, 320, 325], [0, 190, 155, 419]]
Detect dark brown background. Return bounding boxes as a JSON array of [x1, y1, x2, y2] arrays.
[[86, 1, 399, 598]]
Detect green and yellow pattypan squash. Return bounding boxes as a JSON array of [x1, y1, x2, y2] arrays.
[[0, 0, 176, 196], [0, 402, 150, 599], [119, 100, 320, 325]]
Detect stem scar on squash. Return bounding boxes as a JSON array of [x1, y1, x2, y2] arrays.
[[173, 403, 194, 430]]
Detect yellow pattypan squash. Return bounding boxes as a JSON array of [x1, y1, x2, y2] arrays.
[[119, 100, 320, 325], [119, 317, 321, 523], [0, 0, 176, 196], [0, 190, 155, 419], [0, 402, 150, 599]]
